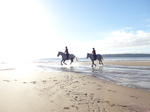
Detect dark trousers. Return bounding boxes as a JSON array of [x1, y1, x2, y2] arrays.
[[94, 54, 96, 60], [66, 54, 69, 59]]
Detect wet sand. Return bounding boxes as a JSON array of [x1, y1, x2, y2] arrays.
[[103, 60, 150, 66], [0, 60, 150, 112], [79, 60, 150, 66], [38, 60, 150, 91]]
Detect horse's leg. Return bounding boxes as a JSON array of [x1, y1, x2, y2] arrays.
[[93, 61, 96, 67], [101, 60, 103, 65], [61, 60, 63, 65], [92, 61, 96, 67], [70, 59, 73, 65], [98, 59, 101, 65], [95, 60, 97, 66], [99, 58, 103, 65], [91, 61, 93, 67], [63, 60, 67, 65]]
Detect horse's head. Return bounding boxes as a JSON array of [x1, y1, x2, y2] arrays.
[[87, 53, 89, 58], [57, 51, 60, 57]]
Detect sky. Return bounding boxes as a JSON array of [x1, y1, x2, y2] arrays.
[[0, 0, 150, 60]]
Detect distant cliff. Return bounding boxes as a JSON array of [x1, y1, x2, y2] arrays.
[[102, 53, 150, 57]]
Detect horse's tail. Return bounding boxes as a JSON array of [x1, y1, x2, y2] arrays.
[[99, 54, 104, 60], [75, 57, 78, 61]]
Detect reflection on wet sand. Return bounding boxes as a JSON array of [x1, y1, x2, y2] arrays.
[[37, 62, 150, 92]]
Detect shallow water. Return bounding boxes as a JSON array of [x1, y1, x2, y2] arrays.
[[0, 60, 150, 92], [36, 61, 150, 92]]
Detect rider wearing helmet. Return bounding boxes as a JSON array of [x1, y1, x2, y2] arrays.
[[65, 46, 69, 59], [92, 48, 96, 60]]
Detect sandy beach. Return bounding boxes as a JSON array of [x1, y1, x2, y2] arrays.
[[0, 60, 150, 112]]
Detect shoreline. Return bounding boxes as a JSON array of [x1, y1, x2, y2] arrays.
[[78, 59, 150, 66], [0, 69, 150, 112], [1, 60, 150, 92], [103, 60, 150, 66]]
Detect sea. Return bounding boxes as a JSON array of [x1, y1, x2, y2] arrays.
[[0, 54, 150, 92]]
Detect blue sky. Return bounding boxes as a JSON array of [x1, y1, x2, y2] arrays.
[[0, 0, 150, 60], [41, 0, 150, 41]]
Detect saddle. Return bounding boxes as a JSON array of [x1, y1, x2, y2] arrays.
[[93, 54, 97, 60]]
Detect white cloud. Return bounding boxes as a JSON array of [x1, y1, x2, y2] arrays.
[[61, 29, 150, 57], [70, 29, 150, 56], [96, 29, 150, 54], [111, 30, 150, 47]]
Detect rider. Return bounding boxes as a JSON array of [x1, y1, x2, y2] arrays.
[[92, 48, 96, 60], [65, 46, 69, 59]]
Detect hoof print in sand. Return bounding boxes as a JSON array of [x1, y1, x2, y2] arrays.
[[63, 107, 70, 109], [31, 81, 37, 84], [71, 105, 75, 107], [130, 96, 138, 99], [4, 80, 10, 82], [42, 80, 47, 84]]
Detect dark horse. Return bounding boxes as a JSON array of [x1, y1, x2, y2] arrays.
[[57, 51, 78, 65], [87, 53, 103, 67]]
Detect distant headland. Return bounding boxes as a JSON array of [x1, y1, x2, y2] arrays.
[[102, 53, 150, 57]]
